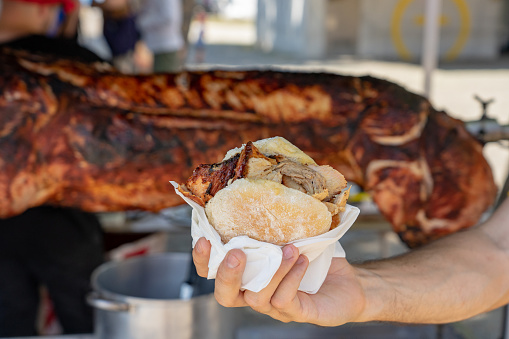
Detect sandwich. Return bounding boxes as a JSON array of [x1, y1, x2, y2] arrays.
[[177, 137, 350, 245]]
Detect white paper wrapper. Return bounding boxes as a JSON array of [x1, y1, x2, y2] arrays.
[[170, 181, 360, 294]]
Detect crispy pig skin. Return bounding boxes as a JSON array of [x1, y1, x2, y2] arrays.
[[0, 48, 497, 248], [183, 156, 239, 206], [181, 141, 270, 205]]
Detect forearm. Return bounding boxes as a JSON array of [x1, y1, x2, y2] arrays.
[[355, 203, 509, 324]]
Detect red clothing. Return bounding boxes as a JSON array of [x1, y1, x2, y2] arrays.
[[8, 0, 76, 13]]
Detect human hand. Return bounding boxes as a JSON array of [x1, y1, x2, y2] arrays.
[[192, 237, 367, 326]]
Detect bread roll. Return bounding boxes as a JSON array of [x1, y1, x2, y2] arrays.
[[205, 178, 332, 245], [223, 136, 316, 165]]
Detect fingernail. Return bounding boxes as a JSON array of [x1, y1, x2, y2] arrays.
[[297, 255, 307, 265], [226, 253, 240, 268], [195, 240, 203, 254], [283, 246, 294, 260]]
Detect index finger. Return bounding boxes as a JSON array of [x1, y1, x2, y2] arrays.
[[192, 237, 211, 277]]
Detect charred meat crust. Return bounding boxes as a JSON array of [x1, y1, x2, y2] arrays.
[[182, 141, 273, 204], [184, 154, 240, 205]]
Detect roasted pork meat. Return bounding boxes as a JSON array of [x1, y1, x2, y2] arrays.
[[0, 48, 497, 247]]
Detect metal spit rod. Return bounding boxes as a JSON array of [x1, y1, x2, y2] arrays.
[[465, 119, 509, 143], [465, 96, 509, 143]]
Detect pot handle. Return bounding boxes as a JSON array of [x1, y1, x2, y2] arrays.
[[86, 292, 130, 312]]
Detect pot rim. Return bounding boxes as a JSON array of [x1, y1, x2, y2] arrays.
[[91, 252, 214, 306]]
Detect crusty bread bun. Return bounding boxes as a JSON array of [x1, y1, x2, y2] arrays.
[[223, 136, 316, 165], [205, 178, 332, 245]]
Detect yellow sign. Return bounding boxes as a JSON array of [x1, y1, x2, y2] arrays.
[[391, 0, 471, 61]]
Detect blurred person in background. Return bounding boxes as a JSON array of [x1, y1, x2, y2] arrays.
[[0, 0, 105, 336], [135, 0, 184, 72], [101, 5, 141, 73], [0, 207, 104, 336], [89, 0, 151, 74], [193, 5, 206, 64], [0, 0, 79, 43]]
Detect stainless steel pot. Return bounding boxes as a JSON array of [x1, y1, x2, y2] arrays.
[[87, 252, 235, 339]]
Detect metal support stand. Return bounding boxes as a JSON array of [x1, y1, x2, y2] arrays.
[[421, 0, 442, 98]]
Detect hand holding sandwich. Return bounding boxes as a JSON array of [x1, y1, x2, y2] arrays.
[[193, 198, 509, 327], [192, 238, 367, 326]]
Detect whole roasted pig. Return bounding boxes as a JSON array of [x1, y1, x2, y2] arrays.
[[0, 49, 496, 247]]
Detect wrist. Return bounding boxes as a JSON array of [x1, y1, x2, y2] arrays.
[[353, 266, 394, 323]]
